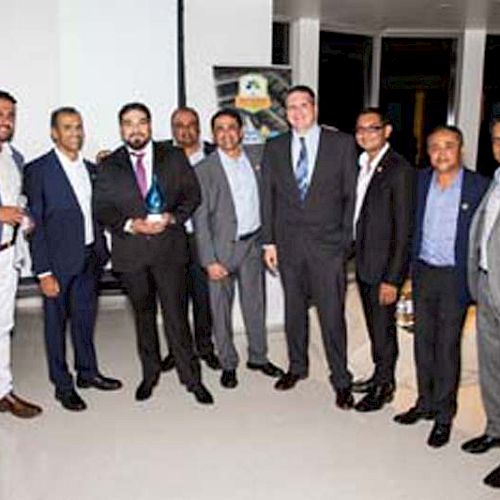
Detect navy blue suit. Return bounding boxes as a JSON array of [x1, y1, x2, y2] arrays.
[[24, 150, 109, 392], [411, 167, 489, 423]]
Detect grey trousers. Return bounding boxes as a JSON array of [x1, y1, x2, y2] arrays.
[[477, 271, 500, 437], [208, 236, 268, 370]]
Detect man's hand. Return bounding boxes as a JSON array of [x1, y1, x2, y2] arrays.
[[0, 206, 24, 226], [131, 213, 175, 235], [39, 275, 60, 298], [207, 262, 229, 281], [379, 282, 398, 306], [263, 245, 279, 275]]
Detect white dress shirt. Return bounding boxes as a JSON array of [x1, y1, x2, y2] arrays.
[[480, 167, 500, 271], [353, 142, 390, 236], [0, 143, 22, 244], [54, 148, 94, 245], [218, 148, 260, 237], [291, 124, 321, 185]]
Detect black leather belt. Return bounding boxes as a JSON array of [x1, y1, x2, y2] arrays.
[[238, 227, 261, 241], [0, 240, 14, 252]]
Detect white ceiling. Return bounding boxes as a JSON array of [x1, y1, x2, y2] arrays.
[[274, 0, 500, 33]]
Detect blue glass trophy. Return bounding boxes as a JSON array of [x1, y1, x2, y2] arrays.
[[145, 175, 167, 222]]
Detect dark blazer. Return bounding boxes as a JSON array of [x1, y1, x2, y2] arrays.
[[261, 126, 357, 261], [412, 167, 489, 306], [23, 150, 109, 276], [355, 148, 415, 287], [93, 141, 201, 273]]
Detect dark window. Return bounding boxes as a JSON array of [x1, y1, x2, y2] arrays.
[[380, 38, 457, 167], [318, 32, 373, 133], [272, 22, 290, 65]]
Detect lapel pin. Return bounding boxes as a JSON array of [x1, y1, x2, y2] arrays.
[[461, 202, 469, 211], [255, 164, 261, 172]]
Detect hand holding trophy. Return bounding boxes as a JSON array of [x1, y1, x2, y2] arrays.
[[132, 175, 172, 235]]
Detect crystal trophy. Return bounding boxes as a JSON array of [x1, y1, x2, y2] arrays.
[[145, 175, 167, 222]]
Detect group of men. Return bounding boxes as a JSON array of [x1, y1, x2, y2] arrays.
[[0, 84, 499, 488]]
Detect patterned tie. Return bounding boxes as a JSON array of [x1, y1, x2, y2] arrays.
[[295, 137, 309, 201], [132, 152, 147, 198]]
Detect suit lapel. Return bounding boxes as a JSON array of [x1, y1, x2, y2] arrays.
[[214, 150, 237, 218], [51, 150, 84, 215], [117, 146, 146, 205], [282, 132, 302, 202]]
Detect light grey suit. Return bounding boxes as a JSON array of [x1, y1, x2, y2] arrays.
[[194, 145, 268, 370], [468, 177, 500, 438]]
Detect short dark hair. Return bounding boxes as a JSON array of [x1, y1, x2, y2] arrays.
[[490, 116, 500, 134], [427, 125, 464, 147], [286, 85, 316, 103], [0, 90, 17, 105], [119, 102, 151, 123], [171, 106, 200, 126], [210, 108, 243, 130], [50, 107, 80, 128], [357, 107, 390, 126]]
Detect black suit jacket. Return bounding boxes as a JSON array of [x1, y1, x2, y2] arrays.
[[261, 127, 357, 261], [355, 147, 415, 287], [93, 142, 201, 272]]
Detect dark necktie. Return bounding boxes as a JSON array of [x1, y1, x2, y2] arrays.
[[131, 152, 147, 198], [295, 137, 309, 201]]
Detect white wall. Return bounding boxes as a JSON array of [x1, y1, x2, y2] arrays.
[[1, 0, 178, 161], [184, 0, 273, 141]]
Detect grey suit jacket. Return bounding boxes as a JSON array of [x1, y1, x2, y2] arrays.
[[193, 145, 263, 270], [468, 182, 500, 315]]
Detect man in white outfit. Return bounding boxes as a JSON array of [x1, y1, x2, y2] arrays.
[[0, 90, 42, 418]]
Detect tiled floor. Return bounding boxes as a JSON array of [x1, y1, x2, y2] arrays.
[[1, 284, 499, 500]]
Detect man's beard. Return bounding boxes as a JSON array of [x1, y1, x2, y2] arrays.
[[0, 127, 14, 144], [126, 135, 150, 151]]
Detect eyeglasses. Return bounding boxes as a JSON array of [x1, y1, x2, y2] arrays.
[[355, 125, 384, 134]]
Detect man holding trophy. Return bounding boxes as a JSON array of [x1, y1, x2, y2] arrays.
[[94, 102, 213, 405]]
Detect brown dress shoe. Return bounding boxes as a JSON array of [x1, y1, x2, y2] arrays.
[[0, 392, 42, 418]]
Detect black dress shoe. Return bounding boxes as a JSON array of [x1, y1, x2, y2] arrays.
[[427, 423, 451, 448], [161, 354, 175, 372], [274, 372, 305, 391], [354, 383, 394, 412], [336, 388, 354, 410], [191, 384, 214, 405], [461, 434, 500, 454], [352, 376, 375, 394], [135, 376, 159, 401], [247, 361, 284, 378], [484, 463, 500, 488], [76, 373, 123, 391], [55, 389, 87, 411], [220, 370, 238, 389], [201, 352, 221, 370], [394, 406, 434, 425]]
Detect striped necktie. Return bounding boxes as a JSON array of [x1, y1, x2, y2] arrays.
[[295, 137, 309, 201]]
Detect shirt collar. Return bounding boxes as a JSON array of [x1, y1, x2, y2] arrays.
[[54, 147, 84, 167], [494, 166, 500, 184], [431, 166, 464, 190], [217, 147, 245, 164], [292, 123, 320, 142], [358, 142, 390, 170], [0, 142, 13, 156], [127, 140, 153, 159]]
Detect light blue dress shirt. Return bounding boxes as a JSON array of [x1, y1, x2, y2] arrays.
[[420, 168, 464, 266], [218, 148, 260, 237], [291, 124, 321, 185]]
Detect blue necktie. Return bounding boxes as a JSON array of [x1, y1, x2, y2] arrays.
[[295, 137, 308, 201]]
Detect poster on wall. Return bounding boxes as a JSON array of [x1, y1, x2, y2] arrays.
[[213, 65, 292, 144]]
